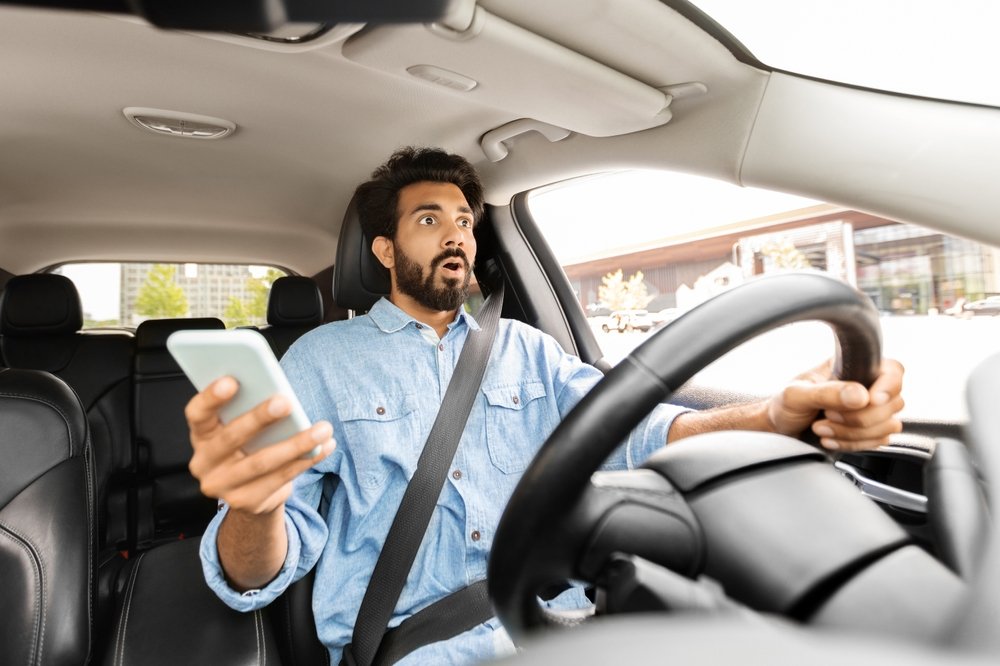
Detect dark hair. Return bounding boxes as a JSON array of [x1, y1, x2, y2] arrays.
[[354, 147, 485, 240]]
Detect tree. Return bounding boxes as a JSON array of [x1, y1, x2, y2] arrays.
[[223, 296, 253, 328], [598, 269, 653, 311], [223, 268, 285, 328], [135, 264, 187, 318], [761, 238, 812, 270]]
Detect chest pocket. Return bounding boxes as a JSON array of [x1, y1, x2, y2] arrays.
[[484, 381, 553, 474], [339, 393, 419, 488]]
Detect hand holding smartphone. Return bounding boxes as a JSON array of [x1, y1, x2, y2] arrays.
[[167, 329, 320, 457]]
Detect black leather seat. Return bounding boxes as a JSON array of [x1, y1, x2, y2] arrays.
[[258, 275, 324, 359], [99, 537, 280, 666], [332, 195, 390, 313], [0, 274, 135, 638], [0, 368, 94, 665], [132, 317, 225, 549], [267, 197, 390, 666]]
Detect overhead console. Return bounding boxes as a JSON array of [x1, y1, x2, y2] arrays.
[[341, 6, 675, 154]]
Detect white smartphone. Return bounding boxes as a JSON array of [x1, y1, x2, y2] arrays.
[[166, 328, 319, 457]]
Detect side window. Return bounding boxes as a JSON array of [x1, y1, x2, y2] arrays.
[[527, 170, 1000, 422], [53, 262, 288, 329]]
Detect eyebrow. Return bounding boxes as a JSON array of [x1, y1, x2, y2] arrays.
[[408, 202, 474, 216]]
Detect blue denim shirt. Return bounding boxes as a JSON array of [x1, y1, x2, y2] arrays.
[[201, 298, 686, 665]]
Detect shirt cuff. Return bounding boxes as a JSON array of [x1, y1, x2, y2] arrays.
[[628, 403, 692, 468], [199, 503, 303, 612]]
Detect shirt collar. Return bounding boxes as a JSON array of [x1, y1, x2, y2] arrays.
[[367, 297, 481, 334]]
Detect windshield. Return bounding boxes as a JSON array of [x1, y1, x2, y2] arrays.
[[690, 0, 1000, 107]]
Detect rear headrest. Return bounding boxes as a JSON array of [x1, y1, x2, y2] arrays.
[[267, 276, 323, 327], [0, 274, 83, 336], [333, 195, 390, 313], [135, 317, 225, 351]]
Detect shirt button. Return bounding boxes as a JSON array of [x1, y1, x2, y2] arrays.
[[376, 406, 386, 415], [415, 323, 423, 329], [452, 469, 462, 480], [512, 395, 520, 405], [471, 530, 481, 542], [438, 343, 445, 352]]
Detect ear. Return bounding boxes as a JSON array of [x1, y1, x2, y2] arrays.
[[371, 236, 395, 270]]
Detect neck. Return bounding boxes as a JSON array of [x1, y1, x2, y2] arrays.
[[388, 290, 459, 338]]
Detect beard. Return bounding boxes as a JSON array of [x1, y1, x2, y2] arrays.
[[393, 244, 473, 312]]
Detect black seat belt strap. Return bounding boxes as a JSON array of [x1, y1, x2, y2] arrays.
[[344, 284, 504, 666], [372, 580, 491, 666]]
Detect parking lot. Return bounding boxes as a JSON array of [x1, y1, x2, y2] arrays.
[[593, 314, 1000, 422]]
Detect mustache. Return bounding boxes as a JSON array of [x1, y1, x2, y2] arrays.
[[431, 248, 471, 271]]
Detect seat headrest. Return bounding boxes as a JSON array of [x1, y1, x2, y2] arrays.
[[135, 317, 225, 350], [0, 274, 83, 336], [333, 195, 390, 313], [267, 276, 323, 327]]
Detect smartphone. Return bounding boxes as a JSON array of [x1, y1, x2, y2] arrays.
[[166, 328, 320, 457]]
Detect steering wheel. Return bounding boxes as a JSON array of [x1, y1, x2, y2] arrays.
[[489, 272, 885, 638]]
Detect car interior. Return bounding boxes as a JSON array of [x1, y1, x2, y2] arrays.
[[0, 0, 997, 665]]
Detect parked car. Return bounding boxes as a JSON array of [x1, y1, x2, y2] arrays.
[[0, 1, 997, 665], [963, 296, 1000, 316], [601, 309, 654, 333]]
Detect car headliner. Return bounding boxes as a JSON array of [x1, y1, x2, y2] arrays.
[[1, 0, 996, 278]]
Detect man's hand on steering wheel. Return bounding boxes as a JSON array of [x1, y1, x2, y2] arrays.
[[769, 358, 905, 452]]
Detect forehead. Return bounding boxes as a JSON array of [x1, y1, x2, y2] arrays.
[[397, 181, 470, 215]]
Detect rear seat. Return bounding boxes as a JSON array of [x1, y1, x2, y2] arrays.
[[257, 275, 324, 359], [132, 317, 225, 549], [0, 273, 135, 641]]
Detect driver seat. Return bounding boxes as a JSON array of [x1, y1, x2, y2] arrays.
[[0, 368, 94, 665], [266, 199, 384, 666]]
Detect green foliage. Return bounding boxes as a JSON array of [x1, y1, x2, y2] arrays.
[[135, 264, 188, 318], [598, 269, 653, 311], [222, 267, 285, 328], [223, 296, 253, 328], [761, 239, 812, 270]]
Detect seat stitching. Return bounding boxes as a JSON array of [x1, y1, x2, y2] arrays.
[[83, 442, 96, 661], [111, 556, 137, 666], [115, 552, 145, 666], [0, 523, 43, 666], [255, 609, 265, 666]]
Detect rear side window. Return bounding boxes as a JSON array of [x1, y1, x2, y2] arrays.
[[53, 262, 287, 329]]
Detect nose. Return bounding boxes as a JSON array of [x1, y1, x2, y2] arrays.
[[442, 219, 471, 248]]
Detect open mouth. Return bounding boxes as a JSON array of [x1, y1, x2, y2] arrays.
[[440, 259, 466, 276]]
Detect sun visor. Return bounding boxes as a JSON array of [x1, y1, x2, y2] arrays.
[[341, 7, 673, 138]]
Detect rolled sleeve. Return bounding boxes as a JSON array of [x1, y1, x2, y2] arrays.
[[199, 492, 329, 612]]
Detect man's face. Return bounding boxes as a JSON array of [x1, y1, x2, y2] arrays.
[[381, 181, 477, 312]]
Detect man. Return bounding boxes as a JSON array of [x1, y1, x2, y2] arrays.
[[188, 147, 905, 664]]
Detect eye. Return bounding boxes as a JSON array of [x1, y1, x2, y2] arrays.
[[418, 215, 436, 226], [458, 218, 473, 229]]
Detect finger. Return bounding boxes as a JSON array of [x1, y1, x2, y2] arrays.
[[819, 432, 897, 452], [186, 377, 239, 438], [812, 416, 903, 445], [224, 423, 334, 489], [200, 428, 334, 500], [866, 359, 905, 407], [195, 393, 296, 468], [212, 444, 330, 512], [783, 379, 870, 414], [824, 395, 905, 428]]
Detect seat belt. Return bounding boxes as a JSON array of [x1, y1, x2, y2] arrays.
[[342, 283, 504, 666]]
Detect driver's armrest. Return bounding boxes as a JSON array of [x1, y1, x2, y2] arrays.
[[99, 537, 281, 666]]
